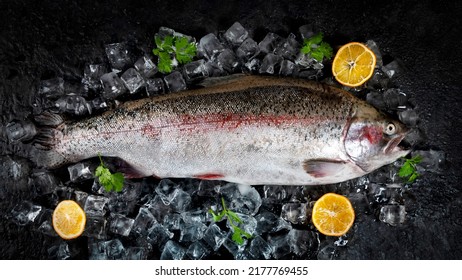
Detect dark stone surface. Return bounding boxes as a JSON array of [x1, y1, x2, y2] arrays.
[[1, 0, 461, 259]]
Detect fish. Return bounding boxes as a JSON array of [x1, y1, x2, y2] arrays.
[[32, 75, 410, 185]]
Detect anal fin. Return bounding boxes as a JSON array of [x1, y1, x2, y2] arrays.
[[303, 159, 347, 178]]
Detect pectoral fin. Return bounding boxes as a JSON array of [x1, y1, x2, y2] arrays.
[[303, 159, 347, 178]]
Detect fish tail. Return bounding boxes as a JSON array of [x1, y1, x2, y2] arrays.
[[29, 112, 69, 168]]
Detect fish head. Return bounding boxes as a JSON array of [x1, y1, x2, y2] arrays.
[[344, 104, 410, 172]]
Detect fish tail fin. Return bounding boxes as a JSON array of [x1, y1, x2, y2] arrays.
[[29, 145, 69, 169], [29, 112, 69, 168]]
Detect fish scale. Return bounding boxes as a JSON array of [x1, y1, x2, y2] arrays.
[[32, 75, 409, 185]]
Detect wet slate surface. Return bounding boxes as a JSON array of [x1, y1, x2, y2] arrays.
[[1, 0, 462, 259]]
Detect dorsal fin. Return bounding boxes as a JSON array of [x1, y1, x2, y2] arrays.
[[197, 74, 248, 88]]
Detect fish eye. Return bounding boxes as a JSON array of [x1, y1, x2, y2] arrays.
[[384, 123, 396, 135]]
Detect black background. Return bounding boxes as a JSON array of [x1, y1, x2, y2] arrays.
[[1, 0, 461, 259]]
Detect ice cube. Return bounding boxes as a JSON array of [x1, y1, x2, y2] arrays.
[[365, 40, 383, 67], [203, 224, 227, 251], [89, 97, 108, 111], [88, 239, 106, 260], [179, 220, 208, 243], [107, 184, 141, 215], [217, 49, 240, 73], [164, 71, 187, 92], [268, 234, 291, 259], [145, 78, 165, 96], [10, 201, 42, 226], [82, 64, 107, 91], [146, 223, 174, 248], [421, 150, 445, 172], [223, 235, 248, 258], [258, 32, 283, 54], [156, 178, 180, 204], [105, 42, 133, 73], [30, 171, 59, 195], [163, 213, 182, 231], [274, 33, 301, 60], [84, 215, 108, 239], [197, 33, 226, 60], [379, 204, 406, 226], [120, 68, 145, 94], [55, 94, 92, 116], [196, 180, 221, 197], [39, 77, 64, 99], [84, 195, 109, 216], [298, 24, 315, 40], [280, 203, 308, 225], [161, 240, 186, 260], [74, 191, 88, 209], [134, 55, 158, 78], [398, 109, 419, 126], [145, 195, 173, 222], [181, 210, 207, 224], [34, 208, 58, 237], [68, 162, 93, 182], [46, 187, 74, 208], [334, 236, 349, 247], [123, 247, 148, 260], [366, 91, 386, 110], [249, 236, 272, 259], [288, 229, 319, 257], [100, 72, 127, 99], [263, 185, 288, 202], [203, 61, 227, 77], [403, 128, 426, 147], [244, 58, 261, 72], [236, 38, 259, 61], [259, 53, 283, 74], [156, 179, 191, 212], [279, 60, 297, 76], [186, 241, 210, 260], [226, 212, 257, 236], [382, 59, 405, 79], [132, 206, 157, 236], [109, 213, 135, 236], [47, 242, 70, 260], [366, 69, 390, 89], [255, 211, 280, 235], [317, 243, 337, 260], [294, 52, 316, 68], [383, 88, 408, 110], [157, 26, 195, 43], [223, 22, 249, 46], [5, 120, 37, 142], [103, 239, 126, 260], [219, 183, 262, 216], [183, 59, 208, 82]]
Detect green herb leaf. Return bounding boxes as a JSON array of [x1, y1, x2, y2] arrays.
[[300, 32, 333, 61], [155, 51, 173, 73], [174, 37, 196, 64], [209, 198, 252, 245], [231, 227, 244, 245], [152, 34, 196, 73], [398, 155, 423, 184], [95, 155, 125, 192]]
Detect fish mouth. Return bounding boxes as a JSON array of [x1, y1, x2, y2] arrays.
[[384, 133, 409, 154]]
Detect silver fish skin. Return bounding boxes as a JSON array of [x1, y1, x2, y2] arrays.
[[33, 75, 409, 185]]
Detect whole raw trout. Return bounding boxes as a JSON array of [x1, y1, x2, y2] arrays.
[[33, 75, 409, 185]]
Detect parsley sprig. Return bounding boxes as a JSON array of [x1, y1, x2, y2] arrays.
[[398, 155, 423, 183], [94, 154, 125, 192], [152, 35, 197, 73], [209, 197, 252, 245], [300, 32, 333, 61]]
